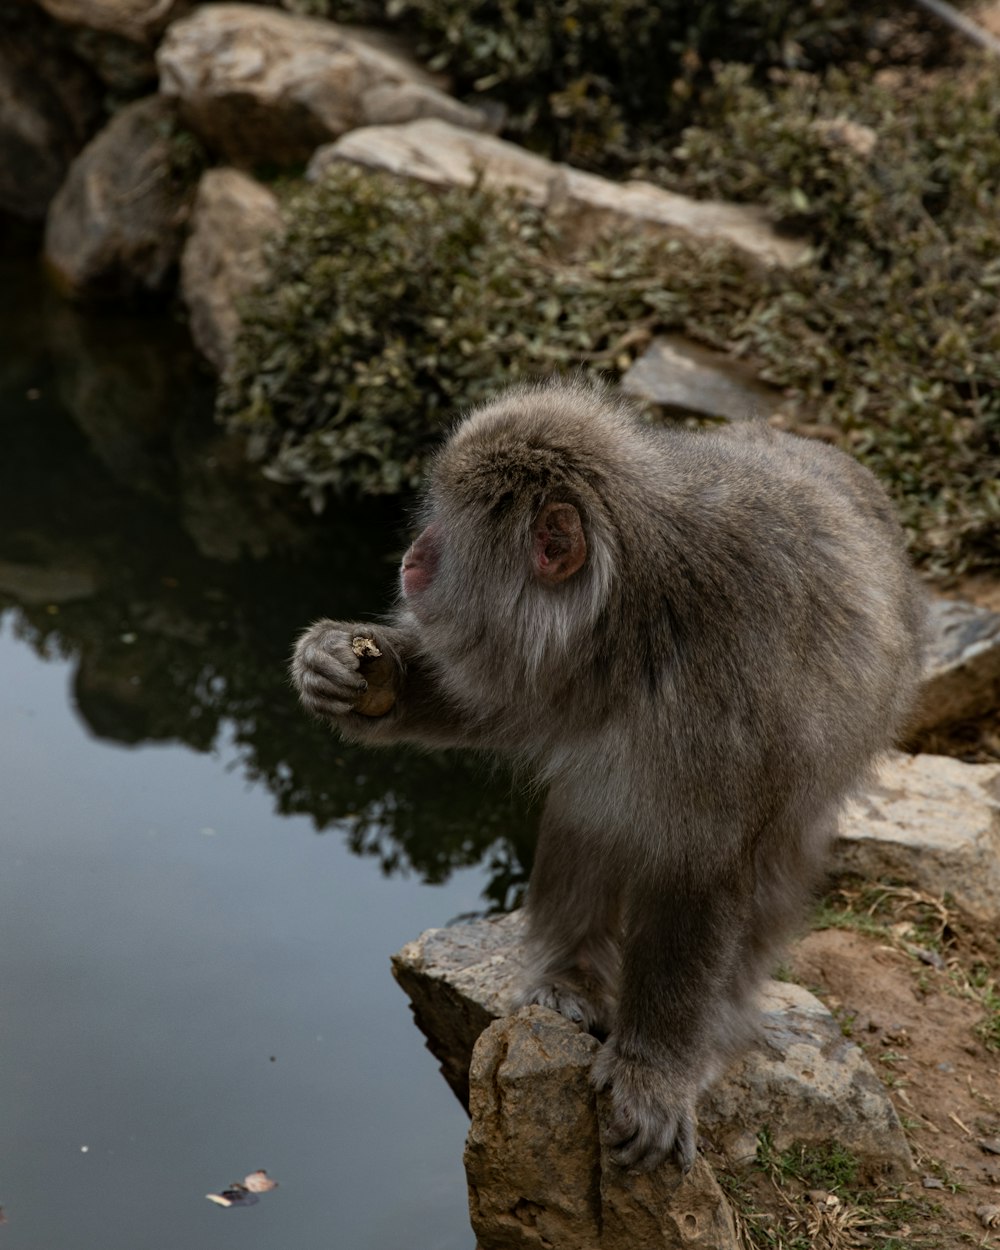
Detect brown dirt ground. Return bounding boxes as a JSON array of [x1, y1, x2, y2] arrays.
[[778, 926, 1000, 1248]]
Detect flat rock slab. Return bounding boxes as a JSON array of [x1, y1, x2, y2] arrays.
[[316, 118, 809, 269], [835, 753, 1000, 923], [393, 911, 911, 1178], [467, 1009, 739, 1250], [620, 335, 785, 421], [913, 598, 1000, 734], [157, 5, 485, 166]]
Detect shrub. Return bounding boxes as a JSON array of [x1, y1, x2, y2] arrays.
[[218, 164, 752, 507], [222, 62, 1000, 576]]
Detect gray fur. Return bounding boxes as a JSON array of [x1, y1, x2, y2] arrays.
[[291, 379, 925, 1173]]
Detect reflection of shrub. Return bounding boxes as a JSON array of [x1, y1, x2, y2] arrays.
[[316, 0, 932, 166], [218, 164, 751, 506]]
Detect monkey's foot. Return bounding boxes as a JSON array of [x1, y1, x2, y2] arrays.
[[515, 976, 611, 1036], [591, 1041, 697, 1173]]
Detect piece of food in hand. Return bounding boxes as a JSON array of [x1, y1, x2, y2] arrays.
[[351, 636, 397, 717]]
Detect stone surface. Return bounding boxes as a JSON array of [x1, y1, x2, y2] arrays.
[[156, 5, 485, 167], [391, 911, 526, 1108], [393, 910, 912, 1178], [621, 335, 785, 422], [34, 0, 185, 43], [835, 753, 1000, 923], [180, 168, 283, 374], [44, 95, 192, 296], [699, 981, 911, 1179], [317, 118, 809, 268], [0, 2, 103, 219], [912, 598, 1000, 733], [466, 1009, 738, 1250]]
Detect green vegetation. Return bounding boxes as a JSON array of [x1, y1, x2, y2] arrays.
[[308, 0, 945, 167], [219, 165, 751, 505], [757, 1130, 861, 1191]]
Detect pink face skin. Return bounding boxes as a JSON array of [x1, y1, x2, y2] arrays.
[[400, 524, 441, 600]]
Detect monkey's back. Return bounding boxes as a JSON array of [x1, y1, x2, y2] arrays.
[[621, 419, 925, 814]]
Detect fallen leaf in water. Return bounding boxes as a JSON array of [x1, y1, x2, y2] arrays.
[[243, 1170, 279, 1193], [206, 1186, 259, 1209], [206, 1169, 279, 1208]]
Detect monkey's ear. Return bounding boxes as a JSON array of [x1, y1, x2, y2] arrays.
[[533, 502, 587, 583]]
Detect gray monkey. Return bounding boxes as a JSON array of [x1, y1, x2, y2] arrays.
[[292, 379, 924, 1172]]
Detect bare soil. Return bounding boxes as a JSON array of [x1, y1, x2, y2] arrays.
[[769, 925, 1000, 1248]]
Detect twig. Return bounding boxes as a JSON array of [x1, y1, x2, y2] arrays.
[[912, 0, 1000, 57]]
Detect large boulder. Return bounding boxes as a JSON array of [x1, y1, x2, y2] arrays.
[[44, 95, 193, 296], [0, 1, 103, 219], [180, 168, 283, 374], [834, 753, 1000, 923], [393, 911, 912, 1180], [912, 598, 1000, 734], [466, 1009, 739, 1250], [156, 4, 486, 167], [313, 118, 809, 269]]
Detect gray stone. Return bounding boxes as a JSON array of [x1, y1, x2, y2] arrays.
[[44, 95, 192, 296], [391, 911, 526, 1108], [834, 753, 1000, 924], [156, 5, 485, 167], [912, 598, 1000, 733], [699, 981, 911, 1180], [620, 335, 785, 422], [317, 118, 809, 269], [393, 910, 912, 1178], [180, 168, 283, 374], [466, 1009, 738, 1250]]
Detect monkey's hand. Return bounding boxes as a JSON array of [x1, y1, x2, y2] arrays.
[[291, 620, 398, 720], [591, 1041, 697, 1174]]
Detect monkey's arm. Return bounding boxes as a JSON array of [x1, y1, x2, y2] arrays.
[[291, 618, 485, 749]]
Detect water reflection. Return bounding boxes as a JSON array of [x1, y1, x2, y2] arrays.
[[0, 238, 535, 911]]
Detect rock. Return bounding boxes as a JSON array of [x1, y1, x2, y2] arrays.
[[620, 335, 785, 422], [180, 168, 283, 374], [834, 753, 1000, 924], [34, 0, 185, 43], [0, 1, 103, 219], [466, 1009, 739, 1250], [44, 95, 193, 297], [316, 118, 809, 269], [392, 912, 526, 1108], [911, 598, 1000, 734], [156, 4, 486, 167], [699, 981, 911, 1180], [393, 911, 912, 1179]]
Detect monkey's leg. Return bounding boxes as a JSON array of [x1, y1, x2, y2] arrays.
[[592, 861, 751, 1174], [514, 805, 620, 1036]]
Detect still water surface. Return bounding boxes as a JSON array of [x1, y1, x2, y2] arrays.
[[0, 238, 534, 1249]]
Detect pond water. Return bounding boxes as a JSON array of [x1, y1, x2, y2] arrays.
[[0, 234, 535, 1249]]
